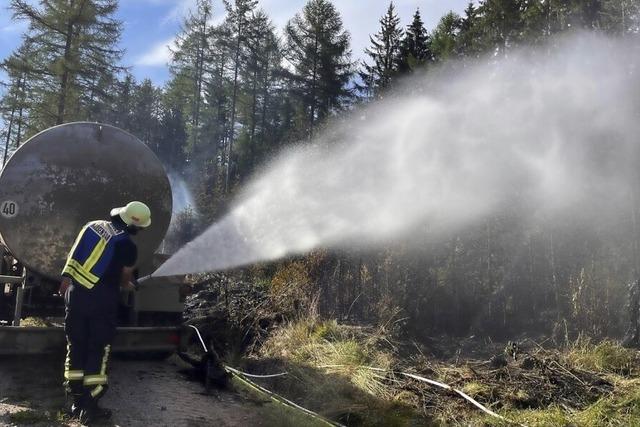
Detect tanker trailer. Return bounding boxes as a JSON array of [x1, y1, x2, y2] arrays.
[[0, 122, 184, 354]]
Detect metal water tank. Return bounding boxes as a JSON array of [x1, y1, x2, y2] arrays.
[[0, 122, 172, 279]]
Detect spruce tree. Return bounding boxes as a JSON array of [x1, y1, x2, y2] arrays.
[[285, 0, 353, 137], [476, 0, 525, 55], [397, 8, 432, 74], [360, 2, 403, 97], [156, 104, 187, 171], [109, 73, 135, 132], [457, 2, 483, 58], [430, 12, 462, 61], [520, 0, 550, 43], [130, 79, 161, 145]]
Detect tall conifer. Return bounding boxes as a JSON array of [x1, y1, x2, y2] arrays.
[[360, 2, 403, 97], [397, 9, 432, 74]]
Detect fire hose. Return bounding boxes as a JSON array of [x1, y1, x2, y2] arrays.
[[187, 324, 341, 427], [187, 324, 524, 427]]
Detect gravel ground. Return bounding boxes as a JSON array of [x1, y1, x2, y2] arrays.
[[0, 354, 267, 427]]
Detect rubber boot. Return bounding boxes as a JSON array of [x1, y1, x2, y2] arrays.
[[78, 395, 112, 424], [65, 391, 83, 418], [78, 407, 112, 424]]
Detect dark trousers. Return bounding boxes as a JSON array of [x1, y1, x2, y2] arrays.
[[63, 283, 117, 407]]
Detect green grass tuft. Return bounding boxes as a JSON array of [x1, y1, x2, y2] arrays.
[[312, 319, 341, 341], [258, 318, 428, 426], [258, 321, 640, 426], [462, 381, 493, 400], [565, 337, 636, 374], [494, 407, 571, 426]]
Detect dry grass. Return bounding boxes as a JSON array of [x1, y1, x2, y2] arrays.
[[252, 319, 640, 426], [487, 342, 640, 426], [19, 317, 54, 327], [564, 335, 637, 375], [491, 384, 640, 426], [462, 381, 492, 398], [255, 319, 425, 426]]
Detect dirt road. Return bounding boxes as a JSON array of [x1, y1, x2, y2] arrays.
[[0, 354, 268, 426]]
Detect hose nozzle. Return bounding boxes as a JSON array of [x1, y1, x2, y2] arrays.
[[137, 274, 153, 285]]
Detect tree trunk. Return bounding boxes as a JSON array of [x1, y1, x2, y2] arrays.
[[249, 68, 258, 171], [57, 0, 88, 124], [631, 188, 639, 278], [193, 11, 208, 150], [16, 104, 24, 148], [3, 106, 16, 167], [309, 32, 319, 138], [2, 74, 24, 166], [225, 18, 244, 194], [549, 230, 560, 318], [259, 49, 271, 149], [57, 26, 74, 124]]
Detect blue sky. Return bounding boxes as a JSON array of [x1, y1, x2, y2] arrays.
[[0, 0, 472, 85]]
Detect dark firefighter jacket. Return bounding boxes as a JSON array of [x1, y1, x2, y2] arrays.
[[61, 220, 130, 289]]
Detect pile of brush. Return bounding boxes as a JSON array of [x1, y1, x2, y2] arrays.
[[399, 340, 618, 423]]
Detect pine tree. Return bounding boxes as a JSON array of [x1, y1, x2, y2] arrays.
[[285, 0, 353, 138], [1, 40, 33, 164], [109, 73, 135, 132], [222, 0, 259, 193], [457, 2, 483, 58], [130, 79, 161, 145], [199, 30, 229, 186], [600, 0, 640, 33], [430, 12, 462, 61], [0, 71, 24, 166], [9, 0, 123, 127], [573, 0, 603, 29], [82, 71, 117, 123], [397, 8, 432, 74], [476, 0, 525, 55], [237, 10, 281, 176], [520, 0, 550, 43], [170, 0, 215, 153], [360, 2, 403, 97], [156, 104, 187, 171]]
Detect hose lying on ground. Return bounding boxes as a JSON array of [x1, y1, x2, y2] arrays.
[[398, 371, 512, 423], [186, 324, 522, 426], [226, 365, 344, 427], [186, 324, 341, 426], [318, 364, 525, 426]]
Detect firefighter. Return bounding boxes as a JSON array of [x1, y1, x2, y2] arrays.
[[59, 201, 151, 423]]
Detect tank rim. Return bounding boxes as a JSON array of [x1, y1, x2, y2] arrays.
[[0, 122, 173, 280]]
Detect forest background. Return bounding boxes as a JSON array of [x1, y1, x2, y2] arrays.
[[2, 0, 640, 341]]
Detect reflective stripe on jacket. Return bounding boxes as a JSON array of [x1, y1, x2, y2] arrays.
[[62, 220, 129, 289]]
